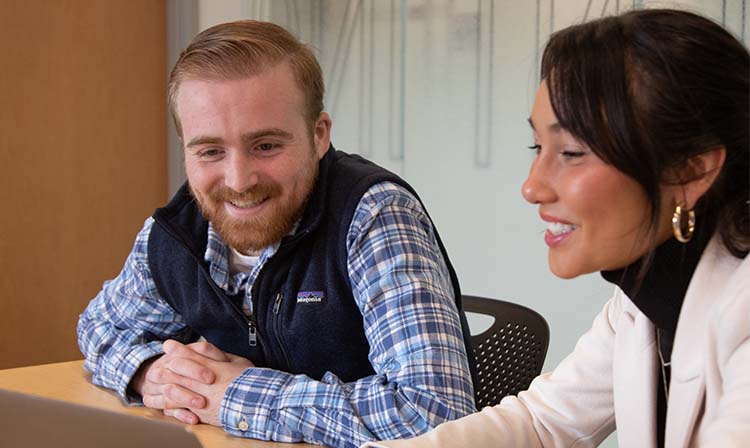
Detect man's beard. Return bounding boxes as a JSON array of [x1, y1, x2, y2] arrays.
[[192, 167, 318, 254]]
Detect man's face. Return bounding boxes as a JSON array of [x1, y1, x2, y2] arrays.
[[175, 62, 331, 254]]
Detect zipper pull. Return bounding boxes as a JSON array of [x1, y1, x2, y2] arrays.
[[248, 322, 257, 347], [273, 292, 283, 314]]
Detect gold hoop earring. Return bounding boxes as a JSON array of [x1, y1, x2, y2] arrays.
[[672, 205, 696, 243]]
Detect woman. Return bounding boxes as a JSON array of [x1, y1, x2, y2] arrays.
[[365, 8, 749, 448]]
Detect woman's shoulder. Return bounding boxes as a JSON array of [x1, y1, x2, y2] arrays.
[[688, 234, 745, 294], [699, 240, 749, 351], [698, 236, 748, 308], [708, 250, 749, 320]]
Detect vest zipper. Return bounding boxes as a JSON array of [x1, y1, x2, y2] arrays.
[[273, 291, 283, 314], [248, 321, 257, 347], [154, 215, 265, 355], [273, 292, 293, 369], [215, 284, 259, 349], [222, 296, 260, 350]]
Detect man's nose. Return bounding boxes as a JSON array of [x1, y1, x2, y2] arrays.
[[224, 151, 259, 193]]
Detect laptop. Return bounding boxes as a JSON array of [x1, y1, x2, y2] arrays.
[[0, 388, 203, 448]]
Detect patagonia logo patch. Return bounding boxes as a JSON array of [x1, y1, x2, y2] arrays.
[[297, 291, 325, 304]]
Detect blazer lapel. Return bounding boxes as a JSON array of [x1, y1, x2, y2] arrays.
[[613, 299, 658, 448], [666, 236, 735, 448], [665, 377, 704, 448]]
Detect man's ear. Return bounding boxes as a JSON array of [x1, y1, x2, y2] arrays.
[[312, 112, 332, 159], [672, 147, 726, 209]]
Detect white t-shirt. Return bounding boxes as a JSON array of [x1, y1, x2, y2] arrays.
[[228, 246, 260, 275]]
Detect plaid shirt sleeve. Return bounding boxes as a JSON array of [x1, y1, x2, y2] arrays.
[[218, 182, 476, 448], [77, 217, 195, 402]]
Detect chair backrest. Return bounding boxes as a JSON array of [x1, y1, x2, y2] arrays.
[[463, 295, 550, 409]]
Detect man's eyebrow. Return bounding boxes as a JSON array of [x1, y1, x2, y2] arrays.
[[241, 128, 294, 143], [184, 128, 295, 150], [185, 135, 223, 149]]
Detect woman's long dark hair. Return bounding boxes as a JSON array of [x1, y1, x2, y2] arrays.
[[541, 9, 749, 274]]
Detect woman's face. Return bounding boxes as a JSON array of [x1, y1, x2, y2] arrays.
[[522, 81, 673, 278]]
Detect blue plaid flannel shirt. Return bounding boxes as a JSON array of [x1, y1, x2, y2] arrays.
[[77, 181, 475, 447]]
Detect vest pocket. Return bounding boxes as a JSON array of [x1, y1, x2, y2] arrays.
[[272, 290, 294, 371]]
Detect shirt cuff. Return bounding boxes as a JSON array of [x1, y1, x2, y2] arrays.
[[219, 367, 297, 440], [118, 342, 165, 404]]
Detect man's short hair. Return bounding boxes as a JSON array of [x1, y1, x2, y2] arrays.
[[168, 20, 325, 137]]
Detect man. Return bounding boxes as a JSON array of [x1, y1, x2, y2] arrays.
[[78, 20, 475, 448]]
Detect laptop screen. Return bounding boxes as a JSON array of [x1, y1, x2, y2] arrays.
[[0, 388, 203, 448]]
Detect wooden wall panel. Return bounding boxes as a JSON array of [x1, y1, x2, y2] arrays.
[[0, 0, 167, 368]]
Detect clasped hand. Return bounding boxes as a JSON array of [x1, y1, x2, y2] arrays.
[[132, 340, 253, 426]]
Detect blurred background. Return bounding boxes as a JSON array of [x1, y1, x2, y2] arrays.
[[1, 1, 746, 444]]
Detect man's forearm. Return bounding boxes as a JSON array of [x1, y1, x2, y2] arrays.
[[217, 358, 473, 448]]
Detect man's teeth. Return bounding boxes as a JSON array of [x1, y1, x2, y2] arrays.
[[548, 222, 577, 235], [230, 198, 264, 208]]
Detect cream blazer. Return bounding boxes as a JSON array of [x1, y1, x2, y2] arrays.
[[365, 236, 750, 448]]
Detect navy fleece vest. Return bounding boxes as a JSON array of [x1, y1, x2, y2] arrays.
[[148, 147, 476, 385]]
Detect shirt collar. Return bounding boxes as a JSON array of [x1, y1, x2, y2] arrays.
[[204, 222, 283, 294]]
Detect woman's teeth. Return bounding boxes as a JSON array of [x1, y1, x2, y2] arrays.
[[548, 222, 577, 235]]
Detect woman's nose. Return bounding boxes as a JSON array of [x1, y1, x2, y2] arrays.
[[521, 160, 555, 204]]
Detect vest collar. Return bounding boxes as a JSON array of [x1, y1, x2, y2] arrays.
[[278, 144, 336, 246]]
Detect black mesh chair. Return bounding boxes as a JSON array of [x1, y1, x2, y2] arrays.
[[463, 295, 550, 409]]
